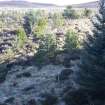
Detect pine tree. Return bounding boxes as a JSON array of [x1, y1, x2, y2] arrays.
[[16, 28, 27, 48], [64, 30, 79, 52], [74, 0, 105, 92], [34, 34, 57, 67]]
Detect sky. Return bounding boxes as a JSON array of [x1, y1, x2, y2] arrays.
[[0, 0, 97, 5]]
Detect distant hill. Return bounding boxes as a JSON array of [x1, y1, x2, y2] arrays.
[[0, 0, 57, 8], [72, 1, 98, 8], [0, 0, 98, 8]]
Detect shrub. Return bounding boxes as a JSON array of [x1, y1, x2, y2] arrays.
[[63, 6, 79, 19], [23, 10, 47, 35], [64, 30, 79, 52], [34, 17, 48, 38], [16, 28, 27, 48], [5, 48, 15, 59], [35, 34, 57, 66], [83, 8, 92, 18], [23, 10, 49, 36], [52, 13, 64, 29], [23, 10, 36, 35]]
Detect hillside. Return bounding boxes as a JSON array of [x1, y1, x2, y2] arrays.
[[72, 1, 98, 8], [0, 0, 98, 8], [0, 0, 57, 8]]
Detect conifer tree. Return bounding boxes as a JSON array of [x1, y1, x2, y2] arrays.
[[16, 28, 27, 48], [75, 0, 105, 92]]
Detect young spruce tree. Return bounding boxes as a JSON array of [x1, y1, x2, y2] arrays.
[[75, 0, 105, 92]]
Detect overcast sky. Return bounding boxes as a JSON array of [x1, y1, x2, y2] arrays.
[[0, 0, 97, 5]]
